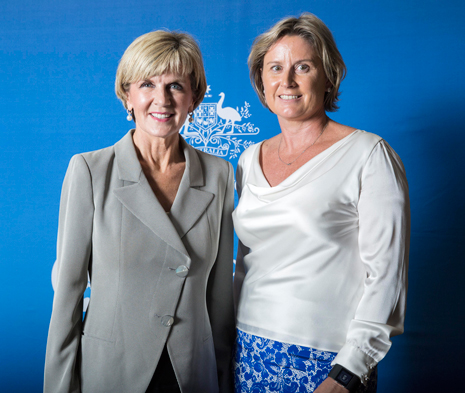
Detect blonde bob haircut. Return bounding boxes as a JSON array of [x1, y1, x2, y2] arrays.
[[115, 30, 207, 111], [248, 13, 346, 112]]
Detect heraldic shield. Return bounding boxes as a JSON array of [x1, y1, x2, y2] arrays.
[[181, 89, 260, 159]]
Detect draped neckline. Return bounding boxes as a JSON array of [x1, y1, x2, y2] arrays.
[[255, 129, 361, 189]]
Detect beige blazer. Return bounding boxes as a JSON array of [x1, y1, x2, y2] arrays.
[[44, 131, 235, 393]]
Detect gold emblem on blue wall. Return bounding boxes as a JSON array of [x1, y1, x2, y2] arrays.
[[181, 87, 260, 158]]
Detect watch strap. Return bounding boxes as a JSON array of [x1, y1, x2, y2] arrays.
[[328, 364, 361, 392]]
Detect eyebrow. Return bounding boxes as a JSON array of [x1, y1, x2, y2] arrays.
[[141, 77, 186, 84], [265, 58, 317, 66]]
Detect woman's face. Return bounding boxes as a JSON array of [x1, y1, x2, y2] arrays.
[[261, 35, 328, 123], [126, 73, 194, 141]]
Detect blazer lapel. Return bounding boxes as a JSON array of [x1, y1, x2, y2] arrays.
[[169, 138, 214, 239], [112, 131, 190, 258]]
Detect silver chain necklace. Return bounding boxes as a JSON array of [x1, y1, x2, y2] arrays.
[[278, 120, 329, 166]]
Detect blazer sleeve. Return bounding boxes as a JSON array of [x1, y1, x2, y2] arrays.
[[332, 140, 410, 383], [206, 162, 236, 393], [44, 154, 94, 393]]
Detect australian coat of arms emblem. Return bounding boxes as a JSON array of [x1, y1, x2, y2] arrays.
[[181, 87, 260, 158]]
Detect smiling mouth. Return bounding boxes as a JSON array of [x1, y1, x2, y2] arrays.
[[279, 95, 301, 100], [150, 113, 174, 120]]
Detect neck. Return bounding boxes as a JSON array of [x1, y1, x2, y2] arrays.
[[278, 113, 329, 151], [132, 129, 184, 172]]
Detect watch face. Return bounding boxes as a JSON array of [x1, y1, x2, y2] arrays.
[[337, 369, 353, 386]]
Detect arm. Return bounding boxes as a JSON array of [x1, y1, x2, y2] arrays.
[[233, 241, 249, 313], [206, 162, 236, 393], [330, 140, 410, 385], [315, 379, 350, 393], [232, 154, 250, 311], [44, 155, 94, 393]]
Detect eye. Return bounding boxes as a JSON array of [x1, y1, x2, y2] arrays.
[[140, 81, 153, 88], [270, 65, 282, 72], [295, 64, 310, 73], [169, 83, 183, 90]]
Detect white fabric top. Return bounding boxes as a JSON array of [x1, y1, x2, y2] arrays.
[[232, 130, 410, 381]]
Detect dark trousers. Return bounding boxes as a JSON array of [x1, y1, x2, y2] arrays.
[[146, 345, 181, 393]]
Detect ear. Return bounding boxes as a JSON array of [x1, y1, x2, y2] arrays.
[[325, 78, 332, 92], [259, 69, 266, 96], [125, 89, 133, 110], [188, 96, 195, 114]]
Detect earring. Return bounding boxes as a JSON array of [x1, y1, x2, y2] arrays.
[[326, 87, 331, 92], [126, 109, 133, 121], [188, 112, 194, 123]]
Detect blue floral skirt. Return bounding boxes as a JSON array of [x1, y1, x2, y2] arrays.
[[234, 329, 377, 393]]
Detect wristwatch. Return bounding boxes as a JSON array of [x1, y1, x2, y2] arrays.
[[328, 364, 361, 392]]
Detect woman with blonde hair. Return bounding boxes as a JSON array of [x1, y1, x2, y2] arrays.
[[44, 30, 235, 393], [233, 13, 409, 393]]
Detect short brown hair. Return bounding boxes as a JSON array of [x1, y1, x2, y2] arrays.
[[115, 30, 207, 111], [248, 13, 346, 112]]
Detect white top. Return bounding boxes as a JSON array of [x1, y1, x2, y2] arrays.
[[232, 130, 410, 381]]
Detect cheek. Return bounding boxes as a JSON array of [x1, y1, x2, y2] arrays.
[[181, 96, 194, 113], [132, 95, 151, 112], [262, 78, 278, 96], [314, 74, 328, 91]]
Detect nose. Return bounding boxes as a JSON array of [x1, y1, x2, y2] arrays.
[[153, 86, 171, 106], [282, 68, 296, 88]]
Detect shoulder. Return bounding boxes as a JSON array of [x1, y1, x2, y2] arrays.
[[353, 130, 402, 162], [336, 130, 386, 163], [351, 130, 383, 150], [195, 147, 232, 170], [188, 144, 233, 175], [63, 133, 135, 188], [78, 145, 115, 168], [66, 144, 112, 170], [353, 131, 407, 180], [237, 142, 261, 169], [63, 147, 116, 186], [184, 143, 233, 192], [68, 132, 132, 173]]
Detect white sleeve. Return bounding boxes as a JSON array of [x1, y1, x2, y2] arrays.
[[332, 140, 410, 383]]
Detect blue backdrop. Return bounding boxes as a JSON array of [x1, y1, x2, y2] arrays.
[[1, 0, 464, 391]]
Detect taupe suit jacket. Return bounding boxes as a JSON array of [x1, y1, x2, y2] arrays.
[[44, 131, 235, 393]]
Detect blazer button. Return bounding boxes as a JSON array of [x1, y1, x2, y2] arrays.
[[161, 315, 174, 327], [175, 265, 189, 277]]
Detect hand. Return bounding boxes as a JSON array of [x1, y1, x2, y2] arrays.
[[314, 377, 350, 393]]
